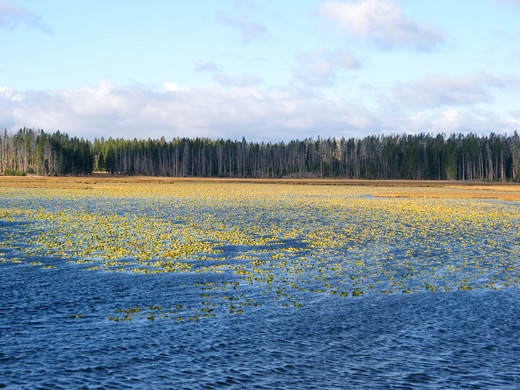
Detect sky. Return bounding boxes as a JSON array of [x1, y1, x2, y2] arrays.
[[1, 0, 519, 142]]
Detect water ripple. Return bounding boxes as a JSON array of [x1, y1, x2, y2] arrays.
[[2, 260, 520, 389]]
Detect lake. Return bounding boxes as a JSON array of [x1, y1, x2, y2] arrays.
[[1, 181, 520, 389]]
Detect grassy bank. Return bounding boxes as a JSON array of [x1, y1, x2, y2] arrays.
[[2, 175, 520, 201]]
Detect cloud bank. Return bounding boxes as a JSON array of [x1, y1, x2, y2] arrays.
[[1, 75, 517, 142], [0, 81, 376, 141]]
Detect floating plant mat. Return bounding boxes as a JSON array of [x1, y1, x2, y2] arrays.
[[1, 181, 520, 322]]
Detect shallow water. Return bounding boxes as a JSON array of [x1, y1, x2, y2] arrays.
[[1, 184, 520, 388], [2, 260, 520, 389]]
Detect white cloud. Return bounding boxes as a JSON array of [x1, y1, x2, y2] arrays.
[[319, 0, 443, 49], [1, 77, 517, 142], [369, 71, 520, 134], [164, 83, 188, 92], [0, 86, 22, 101], [387, 72, 519, 109], [0, 0, 51, 33], [370, 71, 520, 134], [0, 81, 376, 141], [293, 47, 360, 86], [392, 107, 519, 135]]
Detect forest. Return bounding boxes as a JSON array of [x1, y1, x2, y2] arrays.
[[1, 128, 520, 181]]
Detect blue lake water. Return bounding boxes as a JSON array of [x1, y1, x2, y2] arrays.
[[1, 250, 520, 389], [1, 185, 520, 389]]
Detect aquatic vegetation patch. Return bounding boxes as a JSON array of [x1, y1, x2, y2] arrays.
[[1, 182, 520, 322]]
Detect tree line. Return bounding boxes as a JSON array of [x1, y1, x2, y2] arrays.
[[2, 128, 520, 181], [0, 129, 92, 176]]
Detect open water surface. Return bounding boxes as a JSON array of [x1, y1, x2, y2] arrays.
[[1, 186, 520, 389], [1, 249, 520, 389]]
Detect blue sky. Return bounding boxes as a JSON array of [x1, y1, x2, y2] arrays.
[[1, 0, 519, 141]]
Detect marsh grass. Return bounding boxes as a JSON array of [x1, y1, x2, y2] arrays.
[[2, 175, 520, 200]]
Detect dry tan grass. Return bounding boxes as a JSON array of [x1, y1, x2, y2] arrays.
[[2, 175, 520, 200], [376, 191, 520, 201]]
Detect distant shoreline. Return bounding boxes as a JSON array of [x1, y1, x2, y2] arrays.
[[3, 174, 520, 186], [2, 175, 520, 201]]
